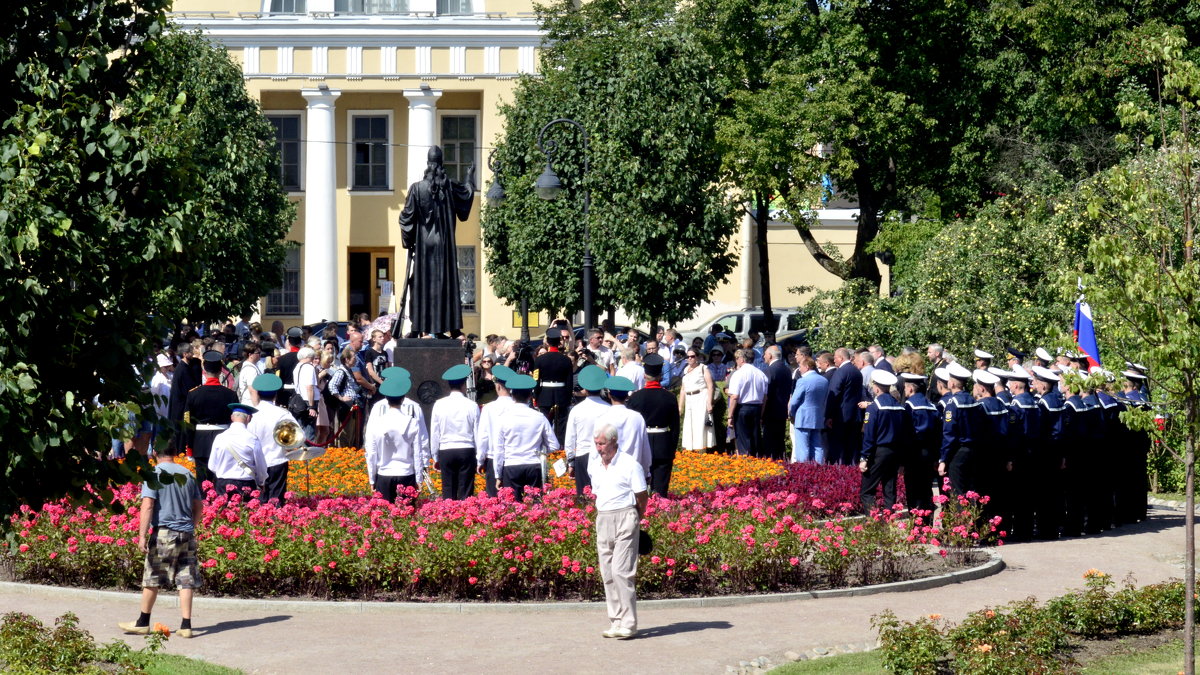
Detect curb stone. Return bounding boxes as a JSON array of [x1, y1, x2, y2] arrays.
[[0, 549, 1003, 615]]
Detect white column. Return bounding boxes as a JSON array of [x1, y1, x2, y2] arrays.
[[403, 88, 443, 189], [301, 87, 341, 323], [739, 210, 755, 308]]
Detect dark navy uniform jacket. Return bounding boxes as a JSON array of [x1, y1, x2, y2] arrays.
[[183, 382, 238, 458], [534, 350, 574, 409], [996, 390, 1014, 405], [1037, 389, 1067, 463], [940, 391, 983, 463], [904, 392, 940, 450], [861, 392, 909, 463], [1007, 392, 1041, 460], [936, 391, 953, 413], [980, 396, 1010, 458], [627, 384, 681, 454]]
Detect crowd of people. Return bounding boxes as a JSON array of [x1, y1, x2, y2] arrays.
[[130, 315, 1156, 544], [117, 315, 1161, 642]]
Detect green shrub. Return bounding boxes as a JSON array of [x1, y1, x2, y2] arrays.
[[0, 612, 100, 674], [872, 609, 949, 674], [947, 599, 1070, 674]]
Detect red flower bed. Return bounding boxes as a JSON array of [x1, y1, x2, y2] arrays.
[[4, 464, 996, 601]]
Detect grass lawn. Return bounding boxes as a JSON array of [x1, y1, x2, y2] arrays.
[[766, 637, 1197, 674], [144, 652, 243, 675], [1151, 491, 1187, 503], [1079, 638, 1194, 674]]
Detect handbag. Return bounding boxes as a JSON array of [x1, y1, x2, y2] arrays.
[[638, 529, 653, 556], [287, 392, 310, 418]]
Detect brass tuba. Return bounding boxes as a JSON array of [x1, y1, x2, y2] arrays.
[[273, 418, 306, 451]]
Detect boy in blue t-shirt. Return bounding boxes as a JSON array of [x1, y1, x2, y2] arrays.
[[118, 444, 204, 638]]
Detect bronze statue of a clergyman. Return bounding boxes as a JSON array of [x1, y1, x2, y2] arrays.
[[398, 146, 475, 338]]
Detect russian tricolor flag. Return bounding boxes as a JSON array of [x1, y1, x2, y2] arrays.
[[1074, 279, 1101, 369]]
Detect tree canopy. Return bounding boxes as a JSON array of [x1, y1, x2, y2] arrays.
[[0, 3, 293, 518], [482, 0, 738, 327]]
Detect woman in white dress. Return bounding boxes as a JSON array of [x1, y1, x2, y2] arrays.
[[678, 348, 715, 452]]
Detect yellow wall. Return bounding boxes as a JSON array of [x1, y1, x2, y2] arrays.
[[168, 0, 859, 340]]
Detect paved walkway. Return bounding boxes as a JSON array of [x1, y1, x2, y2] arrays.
[[1, 507, 1191, 674]]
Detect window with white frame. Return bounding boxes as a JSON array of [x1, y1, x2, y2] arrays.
[[266, 114, 302, 191], [440, 114, 476, 185], [269, 0, 305, 13], [335, 0, 408, 13], [352, 115, 390, 190], [438, 0, 471, 15], [266, 247, 301, 315], [458, 246, 476, 312]]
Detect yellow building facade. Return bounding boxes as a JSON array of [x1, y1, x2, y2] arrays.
[[171, 0, 864, 337]]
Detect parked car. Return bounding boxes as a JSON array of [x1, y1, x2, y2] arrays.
[[303, 320, 352, 344], [679, 308, 805, 344], [528, 325, 638, 349]]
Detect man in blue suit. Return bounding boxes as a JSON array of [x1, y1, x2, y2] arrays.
[[825, 348, 864, 465], [789, 355, 830, 463]]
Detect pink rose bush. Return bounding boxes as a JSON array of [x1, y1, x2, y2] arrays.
[[4, 465, 997, 601]]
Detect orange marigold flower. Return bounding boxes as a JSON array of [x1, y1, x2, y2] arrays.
[[974, 643, 992, 653], [153, 622, 170, 637]]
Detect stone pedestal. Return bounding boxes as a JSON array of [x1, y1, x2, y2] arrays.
[[391, 339, 470, 422]]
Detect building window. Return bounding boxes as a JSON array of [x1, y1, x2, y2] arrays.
[[266, 247, 301, 315], [352, 115, 389, 190], [438, 0, 471, 14], [440, 115, 476, 185], [458, 246, 476, 312], [267, 114, 302, 191], [335, 0, 408, 13], [270, 0, 305, 13]]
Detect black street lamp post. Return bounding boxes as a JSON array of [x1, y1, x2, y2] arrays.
[[534, 118, 593, 332]]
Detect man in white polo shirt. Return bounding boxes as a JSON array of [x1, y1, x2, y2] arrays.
[[727, 348, 769, 457], [589, 423, 647, 640]]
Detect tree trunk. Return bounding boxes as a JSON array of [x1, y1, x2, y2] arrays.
[[1188, 426, 1196, 675], [520, 297, 530, 342], [848, 162, 884, 288], [754, 190, 775, 341]]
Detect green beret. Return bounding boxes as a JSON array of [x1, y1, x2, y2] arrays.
[[578, 365, 608, 391], [605, 376, 635, 392], [442, 363, 472, 381], [491, 365, 516, 383], [380, 377, 411, 397], [227, 402, 258, 415], [505, 374, 537, 391], [252, 373, 283, 393], [380, 366, 409, 380]]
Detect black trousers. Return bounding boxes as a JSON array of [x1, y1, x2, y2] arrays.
[[374, 473, 417, 502], [761, 415, 788, 461], [947, 446, 976, 496], [501, 463, 543, 502], [860, 446, 900, 513], [905, 445, 937, 513], [648, 436, 677, 498], [573, 454, 591, 497], [1034, 454, 1065, 539], [1061, 452, 1086, 536], [264, 462, 289, 505], [483, 458, 498, 498], [213, 477, 257, 501], [733, 403, 763, 457], [539, 404, 569, 447], [439, 448, 476, 500]]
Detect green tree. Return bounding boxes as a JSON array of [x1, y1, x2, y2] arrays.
[[0, 3, 294, 519], [1071, 32, 1200, 672], [483, 0, 738, 327]]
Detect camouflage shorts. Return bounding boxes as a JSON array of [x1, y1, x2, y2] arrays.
[[142, 529, 202, 590]]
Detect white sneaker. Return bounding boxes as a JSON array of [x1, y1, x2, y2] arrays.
[[602, 622, 620, 638], [611, 626, 638, 639]]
